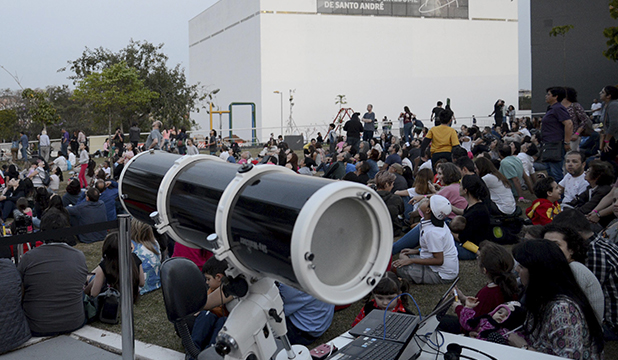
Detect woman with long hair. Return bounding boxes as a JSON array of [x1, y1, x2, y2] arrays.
[[475, 156, 516, 216], [508, 240, 603, 358], [85, 232, 145, 304], [131, 219, 161, 295]]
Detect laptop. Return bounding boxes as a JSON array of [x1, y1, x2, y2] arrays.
[[327, 296, 455, 360], [349, 277, 459, 342]]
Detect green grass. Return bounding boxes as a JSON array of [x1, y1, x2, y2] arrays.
[[14, 149, 618, 357]]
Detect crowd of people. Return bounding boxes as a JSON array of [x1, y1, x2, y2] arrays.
[[1, 85, 618, 359]]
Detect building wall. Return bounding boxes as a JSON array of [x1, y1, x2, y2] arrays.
[[530, 0, 618, 113], [190, 0, 519, 142]]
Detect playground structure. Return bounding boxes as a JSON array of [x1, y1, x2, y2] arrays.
[[209, 102, 257, 144]]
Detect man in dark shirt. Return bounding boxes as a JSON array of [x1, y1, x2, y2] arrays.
[[431, 101, 444, 126], [362, 104, 376, 142], [384, 143, 402, 168], [343, 112, 363, 152], [541, 87, 573, 183], [18, 212, 87, 336]]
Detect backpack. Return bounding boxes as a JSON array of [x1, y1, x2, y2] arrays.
[[97, 286, 121, 324], [41, 171, 51, 187]]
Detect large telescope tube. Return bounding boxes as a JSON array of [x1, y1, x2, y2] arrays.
[[119, 152, 392, 304]]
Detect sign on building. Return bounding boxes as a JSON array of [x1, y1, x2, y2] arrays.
[[317, 0, 469, 18]]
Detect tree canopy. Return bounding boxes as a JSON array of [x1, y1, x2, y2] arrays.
[[61, 40, 204, 130], [72, 62, 158, 135]]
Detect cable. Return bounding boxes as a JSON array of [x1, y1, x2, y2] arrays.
[[382, 292, 423, 340]]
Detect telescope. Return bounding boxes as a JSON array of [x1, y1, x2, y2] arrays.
[[119, 151, 392, 359]]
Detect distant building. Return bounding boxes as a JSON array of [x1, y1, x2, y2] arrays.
[[189, 0, 519, 142], [530, 0, 618, 113]]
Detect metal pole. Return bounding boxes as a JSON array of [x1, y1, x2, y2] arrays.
[[118, 214, 135, 360]]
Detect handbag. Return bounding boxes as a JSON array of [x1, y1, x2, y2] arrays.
[[541, 142, 563, 162]]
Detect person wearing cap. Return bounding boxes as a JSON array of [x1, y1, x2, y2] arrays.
[[392, 195, 459, 284]]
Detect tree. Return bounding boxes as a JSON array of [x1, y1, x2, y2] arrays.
[[21, 88, 61, 130], [61, 40, 204, 130], [549, 25, 574, 83], [604, 0, 618, 61], [71, 62, 158, 144]]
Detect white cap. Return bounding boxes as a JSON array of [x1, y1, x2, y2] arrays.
[[430, 195, 452, 220]]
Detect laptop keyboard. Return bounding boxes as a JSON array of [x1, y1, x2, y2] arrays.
[[367, 314, 414, 338], [358, 339, 401, 360]]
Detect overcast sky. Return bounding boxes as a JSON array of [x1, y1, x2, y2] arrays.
[[1, 0, 531, 91]]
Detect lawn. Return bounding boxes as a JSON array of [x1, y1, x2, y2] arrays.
[[17, 148, 618, 358]]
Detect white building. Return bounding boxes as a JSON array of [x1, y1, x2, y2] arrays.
[[189, 0, 519, 143]]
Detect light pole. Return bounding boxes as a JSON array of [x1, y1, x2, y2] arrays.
[[273, 91, 284, 136]]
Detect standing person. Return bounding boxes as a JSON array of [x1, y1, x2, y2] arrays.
[[401, 106, 415, 143], [177, 128, 187, 155], [343, 112, 362, 152], [78, 143, 89, 188], [600, 86, 618, 173], [186, 138, 199, 155], [112, 127, 124, 156], [145, 120, 163, 150], [60, 128, 70, 157], [207, 129, 218, 155], [11, 136, 19, 161], [19, 131, 28, 164], [591, 98, 603, 124], [38, 130, 50, 162], [431, 101, 444, 126], [77, 129, 86, 145], [326, 123, 337, 155], [540, 87, 573, 183], [70, 130, 79, 155], [488, 99, 504, 127], [563, 87, 593, 151], [362, 104, 376, 142], [129, 122, 141, 150], [420, 108, 459, 171]]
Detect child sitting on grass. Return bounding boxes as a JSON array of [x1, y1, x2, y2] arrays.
[[392, 195, 459, 284], [191, 257, 231, 350], [526, 176, 562, 225], [351, 272, 413, 327]]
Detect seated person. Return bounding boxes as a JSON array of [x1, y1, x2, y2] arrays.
[[352, 272, 413, 327], [526, 177, 561, 225], [391, 195, 459, 284], [566, 160, 614, 215], [66, 187, 108, 243], [191, 257, 229, 350], [84, 232, 145, 304], [18, 211, 88, 336], [0, 259, 31, 354], [278, 283, 335, 346]]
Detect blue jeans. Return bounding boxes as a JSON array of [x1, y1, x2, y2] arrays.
[[192, 311, 226, 351], [403, 122, 413, 143], [545, 160, 564, 183]]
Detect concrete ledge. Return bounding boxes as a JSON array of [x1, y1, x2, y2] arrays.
[[71, 326, 185, 360]]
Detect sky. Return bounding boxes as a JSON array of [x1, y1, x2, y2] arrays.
[[0, 0, 531, 91]]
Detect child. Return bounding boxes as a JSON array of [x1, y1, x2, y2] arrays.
[[449, 215, 467, 233], [351, 272, 413, 327], [558, 151, 588, 205], [453, 241, 519, 320], [392, 195, 459, 284], [526, 176, 562, 225], [191, 257, 230, 350], [459, 301, 525, 344]]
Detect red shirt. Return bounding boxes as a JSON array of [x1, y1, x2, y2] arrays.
[[526, 198, 560, 225]]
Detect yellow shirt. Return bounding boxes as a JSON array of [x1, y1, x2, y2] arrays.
[[426, 125, 460, 154]]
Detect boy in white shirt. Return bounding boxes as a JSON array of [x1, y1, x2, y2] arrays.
[[559, 151, 589, 207]]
